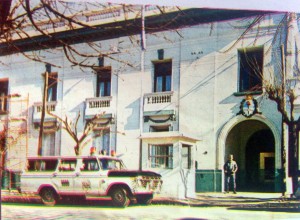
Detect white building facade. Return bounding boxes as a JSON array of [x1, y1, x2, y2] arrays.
[[0, 7, 297, 198]]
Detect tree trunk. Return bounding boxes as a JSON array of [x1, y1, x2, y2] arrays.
[[288, 122, 299, 195], [38, 71, 49, 155], [74, 144, 81, 156], [281, 122, 287, 196]]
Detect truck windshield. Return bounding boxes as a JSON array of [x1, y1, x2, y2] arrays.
[[100, 158, 125, 170]]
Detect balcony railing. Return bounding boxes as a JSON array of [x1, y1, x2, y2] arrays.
[[144, 91, 175, 113], [85, 96, 113, 119], [33, 101, 57, 122]]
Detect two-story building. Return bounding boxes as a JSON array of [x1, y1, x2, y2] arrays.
[[0, 4, 298, 198]]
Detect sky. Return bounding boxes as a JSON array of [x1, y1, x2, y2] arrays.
[[62, 0, 300, 13]]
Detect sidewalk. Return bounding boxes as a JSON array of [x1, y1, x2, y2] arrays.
[[153, 192, 300, 210], [1, 190, 300, 210]]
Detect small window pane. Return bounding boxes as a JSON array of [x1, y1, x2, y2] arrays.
[[156, 76, 163, 92], [82, 159, 99, 171], [59, 160, 77, 172], [149, 145, 173, 169]]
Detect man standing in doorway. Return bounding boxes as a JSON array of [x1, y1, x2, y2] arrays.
[[223, 154, 238, 194]]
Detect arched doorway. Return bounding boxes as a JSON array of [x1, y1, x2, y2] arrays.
[[219, 116, 280, 192], [245, 129, 275, 192]]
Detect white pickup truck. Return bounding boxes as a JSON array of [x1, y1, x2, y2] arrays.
[[19, 156, 162, 207]]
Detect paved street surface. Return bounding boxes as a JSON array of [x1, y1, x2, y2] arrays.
[[1, 191, 299, 219], [2, 203, 300, 220]]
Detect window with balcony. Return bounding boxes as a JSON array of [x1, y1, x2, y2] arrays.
[[96, 68, 111, 97], [239, 47, 263, 92], [42, 132, 56, 156], [149, 144, 173, 168], [0, 79, 8, 113], [47, 73, 57, 102], [154, 61, 172, 92], [182, 144, 192, 169]]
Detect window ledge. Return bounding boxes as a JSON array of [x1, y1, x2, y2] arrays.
[[233, 91, 263, 97]]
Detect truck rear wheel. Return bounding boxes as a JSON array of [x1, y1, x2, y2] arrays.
[[110, 187, 130, 207], [40, 187, 57, 206]]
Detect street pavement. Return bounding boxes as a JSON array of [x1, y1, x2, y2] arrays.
[[154, 192, 300, 211], [1, 190, 300, 211]]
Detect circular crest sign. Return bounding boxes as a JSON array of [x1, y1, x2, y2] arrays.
[[237, 95, 260, 118]]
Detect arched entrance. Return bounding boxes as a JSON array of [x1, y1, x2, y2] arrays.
[[245, 129, 275, 191], [217, 115, 281, 192]]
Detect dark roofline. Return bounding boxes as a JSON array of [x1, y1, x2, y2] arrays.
[[0, 8, 277, 55]]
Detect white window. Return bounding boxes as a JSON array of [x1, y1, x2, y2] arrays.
[[93, 129, 110, 155], [149, 144, 173, 169], [42, 132, 56, 156], [182, 145, 192, 169]]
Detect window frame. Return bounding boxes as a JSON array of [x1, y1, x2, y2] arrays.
[[93, 127, 110, 155], [59, 159, 77, 172], [181, 144, 192, 169], [42, 132, 56, 156], [0, 78, 9, 113], [148, 144, 173, 169], [96, 67, 111, 97], [47, 72, 58, 102], [81, 158, 100, 171], [238, 47, 263, 93], [153, 60, 172, 93]]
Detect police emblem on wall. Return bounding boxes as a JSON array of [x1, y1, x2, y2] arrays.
[[237, 95, 260, 118]]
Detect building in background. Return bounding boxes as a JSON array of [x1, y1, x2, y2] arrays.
[[0, 4, 298, 198]]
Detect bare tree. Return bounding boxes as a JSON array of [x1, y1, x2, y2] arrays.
[[1, 1, 181, 69], [0, 125, 7, 186], [0, 125, 7, 219], [47, 111, 105, 156]]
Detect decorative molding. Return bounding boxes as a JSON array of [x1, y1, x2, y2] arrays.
[[144, 110, 176, 123]]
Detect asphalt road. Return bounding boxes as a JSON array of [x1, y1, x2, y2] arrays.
[[2, 203, 300, 220]]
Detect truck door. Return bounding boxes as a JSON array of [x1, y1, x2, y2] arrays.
[[51, 159, 77, 194], [73, 158, 102, 196]]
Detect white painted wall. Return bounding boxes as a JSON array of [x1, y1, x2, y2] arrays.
[[0, 12, 287, 196]]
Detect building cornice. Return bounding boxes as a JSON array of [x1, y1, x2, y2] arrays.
[[0, 8, 276, 55]]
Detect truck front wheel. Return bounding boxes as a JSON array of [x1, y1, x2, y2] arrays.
[[40, 187, 57, 206], [110, 187, 130, 207]]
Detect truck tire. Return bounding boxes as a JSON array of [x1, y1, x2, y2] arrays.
[[40, 187, 57, 206], [110, 187, 130, 207]]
